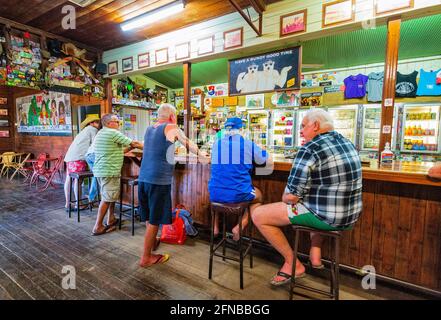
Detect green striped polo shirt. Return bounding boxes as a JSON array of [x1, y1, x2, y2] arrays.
[[93, 127, 133, 178]]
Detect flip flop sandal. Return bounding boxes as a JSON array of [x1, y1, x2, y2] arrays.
[[270, 271, 306, 286], [105, 218, 120, 228], [308, 261, 325, 270], [153, 254, 170, 265], [91, 225, 116, 236]]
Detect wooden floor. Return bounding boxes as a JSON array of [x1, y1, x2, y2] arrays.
[[0, 178, 427, 300]]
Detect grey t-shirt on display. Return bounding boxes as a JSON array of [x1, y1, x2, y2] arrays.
[[367, 72, 384, 102]]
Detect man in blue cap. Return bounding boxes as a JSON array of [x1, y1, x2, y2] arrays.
[[208, 117, 269, 240]]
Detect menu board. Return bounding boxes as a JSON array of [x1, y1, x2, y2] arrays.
[[16, 91, 72, 136]]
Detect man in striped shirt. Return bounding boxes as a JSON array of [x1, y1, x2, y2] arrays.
[[252, 109, 362, 286], [92, 114, 143, 236]]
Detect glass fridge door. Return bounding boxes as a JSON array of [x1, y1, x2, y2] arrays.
[[248, 110, 269, 147], [295, 109, 308, 147], [401, 104, 440, 153], [271, 109, 294, 148], [361, 105, 381, 151], [327, 105, 358, 145]]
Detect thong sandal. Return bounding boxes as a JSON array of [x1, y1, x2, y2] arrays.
[[270, 271, 305, 287], [105, 218, 120, 228], [91, 225, 116, 236], [308, 261, 325, 270]]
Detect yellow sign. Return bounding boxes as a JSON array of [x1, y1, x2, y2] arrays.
[[287, 77, 296, 88]]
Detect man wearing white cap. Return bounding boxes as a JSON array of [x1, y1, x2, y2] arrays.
[[64, 114, 101, 211]]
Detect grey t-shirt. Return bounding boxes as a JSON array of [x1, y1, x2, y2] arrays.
[[367, 72, 384, 102]]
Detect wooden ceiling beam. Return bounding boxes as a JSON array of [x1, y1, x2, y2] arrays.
[[249, 0, 266, 14], [228, 0, 262, 36]]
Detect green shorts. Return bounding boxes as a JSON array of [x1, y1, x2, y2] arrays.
[[287, 204, 351, 231], [96, 177, 120, 203]]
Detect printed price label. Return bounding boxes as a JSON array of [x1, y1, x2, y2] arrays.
[[382, 125, 391, 134]]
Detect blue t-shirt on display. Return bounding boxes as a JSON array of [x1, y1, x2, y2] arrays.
[[416, 69, 441, 96], [344, 74, 369, 99], [208, 134, 268, 203]]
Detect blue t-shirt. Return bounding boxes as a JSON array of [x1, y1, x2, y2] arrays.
[[416, 69, 441, 96], [344, 74, 369, 99], [208, 134, 268, 203]]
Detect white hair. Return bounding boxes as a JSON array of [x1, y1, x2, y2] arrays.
[[304, 109, 334, 131], [158, 103, 176, 120]]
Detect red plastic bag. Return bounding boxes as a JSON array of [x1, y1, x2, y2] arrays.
[[160, 208, 186, 245]]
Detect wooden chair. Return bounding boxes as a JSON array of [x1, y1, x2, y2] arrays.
[[0, 152, 17, 179], [10, 153, 32, 180]]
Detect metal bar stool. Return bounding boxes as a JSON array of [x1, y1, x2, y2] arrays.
[[68, 171, 98, 222], [119, 176, 139, 236], [290, 225, 341, 300], [208, 201, 253, 290]]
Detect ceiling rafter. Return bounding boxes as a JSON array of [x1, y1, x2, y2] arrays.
[[227, 0, 264, 37]]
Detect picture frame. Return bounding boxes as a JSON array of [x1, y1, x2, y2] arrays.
[[108, 61, 118, 76], [122, 57, 133, 72], [223, 28, 243, 50], [0, 109, 8, 116], [280, 9, 307, 37], [322, 0, 355, 28], [138, 53, 150, 69], [198, 36, 214, 56], [0, 119, 9, 127], [375, 0, 414, 16], [0, 97, 7, 104], [245, 94, 265, 109], [175, 42, 190, 61], [155, 48, 169, 65], [0, 130, 9, 138]]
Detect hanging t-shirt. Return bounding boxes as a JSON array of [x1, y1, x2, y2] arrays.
[[344, 74, 369, 99], [395, 71, 418, 97], [367, 72, 384, 102], [417, 69, 441, 96]]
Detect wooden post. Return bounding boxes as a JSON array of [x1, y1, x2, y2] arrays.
[[379, 18, 401, 157], [103, 78, 113, 114], [183, 62, 192, 138]]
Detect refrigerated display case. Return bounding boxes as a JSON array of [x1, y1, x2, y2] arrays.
[[327, 105, 358, 145], [360, 105, 381, 151], [247, 110, 269, 146], [401, 104, 441, 153], [295, 108, 308, 147], [270, 109, 294, 148]]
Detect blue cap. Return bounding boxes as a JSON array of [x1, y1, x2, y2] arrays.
[[224, 117, 243, 130]]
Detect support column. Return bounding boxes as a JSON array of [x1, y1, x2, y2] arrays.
[[103, 78, 113, 114], [379, 18, 401, 157], [183, 62, 192, 138]]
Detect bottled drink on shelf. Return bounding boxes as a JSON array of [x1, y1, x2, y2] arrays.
[[381, 142, 394, 165]]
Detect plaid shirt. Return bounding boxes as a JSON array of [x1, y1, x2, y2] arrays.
[[286, 131, 363, 228]]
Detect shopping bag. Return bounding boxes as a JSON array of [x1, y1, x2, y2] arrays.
[[160, 208, 187, 245]]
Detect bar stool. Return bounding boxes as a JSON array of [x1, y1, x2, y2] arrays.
[[68, 171, 98, 222], [290, 225, 341, 300], [208, 201, 253, 290], [119, 176, 139, 236]]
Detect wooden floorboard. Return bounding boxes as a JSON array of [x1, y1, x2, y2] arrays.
[[0, 178, 430, 300]]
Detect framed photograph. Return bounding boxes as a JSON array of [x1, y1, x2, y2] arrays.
[[155, 48, 169, 65], [108, 61, 118, 75], [228, 46, 302, 96], [246, 94, 265, 109], [375, 0, 414, 16], [175, 42, 190, 61], [138, 53, 150, 69], [198, 36, 214, 56], [0, 97, 7, 104], [0, 130, 9, 138], [224, 28, 243, 50], [0, 119, 9, 126], [322, 0, 355, 28], [0, 109, 8, 116], [280, 9, 307, 37], [122, 57, 133, 72]]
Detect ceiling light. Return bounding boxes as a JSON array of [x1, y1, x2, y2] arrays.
[[121, 0, 185, 32]]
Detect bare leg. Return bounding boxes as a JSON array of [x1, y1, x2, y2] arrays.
[[106, 202, 116, 225], [213, 213, 219, 236], [64, 175, 71, 208], [93, 200, 110, 234], [310, 233, 323, 266], [252, 202, 305, 281], [140, 223, 165, 267], [232, 187, 263, 241]]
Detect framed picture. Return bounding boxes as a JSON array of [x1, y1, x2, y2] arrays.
[[322, 0, 355, 28], [108, 61, 118, 75], [0, 109, 8, 116], [0, 119, 9, 126], [0, 97, 7, 104], [138, 53, 150, 69], [175, 42, 190, 61], [280, 9, 307, 37], [375, 0, 414, 16], [228, 46, 302, 96], [0, 130, 9, 138], [122, 57, 133, 72], [224, 28, 243, 50], [155, 48, 169, 65], [246, 94, 265, 109], [198, 36, 214, 56]]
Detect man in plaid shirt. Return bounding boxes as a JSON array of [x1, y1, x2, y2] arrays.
[[252, 109, 362, 286]]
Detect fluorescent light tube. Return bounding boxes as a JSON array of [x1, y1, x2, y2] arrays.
[[121, 0, 184, 31]]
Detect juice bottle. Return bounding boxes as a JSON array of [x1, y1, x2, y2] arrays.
[[381, 142, 394, 165], [417, 125, 422, 135], [412, 125, 417, 135]]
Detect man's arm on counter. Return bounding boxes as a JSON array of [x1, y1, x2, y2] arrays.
[[428, 163, 441, 179]]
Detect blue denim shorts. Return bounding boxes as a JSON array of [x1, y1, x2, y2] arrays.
[[138, 182, 172, 226]]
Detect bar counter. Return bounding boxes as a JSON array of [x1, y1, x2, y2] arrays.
[[123, 151, 441, 294]]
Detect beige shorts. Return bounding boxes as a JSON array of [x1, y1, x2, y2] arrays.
[[96, 177, 120, 202]]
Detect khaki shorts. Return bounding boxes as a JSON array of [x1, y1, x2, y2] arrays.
[[96, 177, 120, 203]]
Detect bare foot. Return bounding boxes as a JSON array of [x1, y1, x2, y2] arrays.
[[272, 262, 305, 282], [232, 225, 240, 241]]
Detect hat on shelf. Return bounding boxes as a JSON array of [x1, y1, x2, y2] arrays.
[[224, 117, 243, 130], [80, 114, 100, 130]]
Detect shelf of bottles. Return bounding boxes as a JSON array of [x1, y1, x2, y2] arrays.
[[248, 112, 268, 146], [402, 106, 440, 153], [327, 107, 358, 145], [362, 107, 381, 150], [271, 110, 294, 147]]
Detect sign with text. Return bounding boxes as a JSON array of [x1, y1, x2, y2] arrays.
[[228, 47, 302, 96]]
